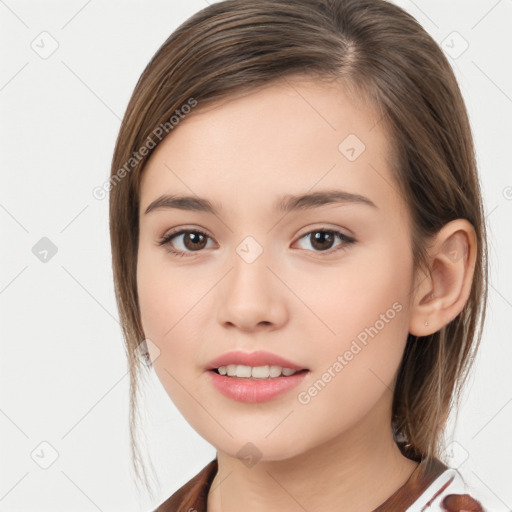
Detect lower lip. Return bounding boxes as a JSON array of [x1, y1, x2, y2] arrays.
[[207, 370, 309, 403]]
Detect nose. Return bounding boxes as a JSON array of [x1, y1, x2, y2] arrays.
[[216, 248, 288, 332]]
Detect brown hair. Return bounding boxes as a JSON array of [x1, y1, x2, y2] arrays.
[[109, 0, 488, 493]]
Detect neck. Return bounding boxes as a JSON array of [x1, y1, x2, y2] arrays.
[[207, 400, 419, 512]]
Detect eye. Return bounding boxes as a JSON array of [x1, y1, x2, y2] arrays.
[[294, 228, 355, 255], [157, 227, 355, 258], [157, 229, 216, 257]]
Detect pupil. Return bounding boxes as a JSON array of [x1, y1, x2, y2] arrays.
[[312, 231, 334, 251], [185, 232, 206, 250]]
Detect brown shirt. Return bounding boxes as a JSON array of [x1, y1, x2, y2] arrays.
[[154, 456, 484, 512]]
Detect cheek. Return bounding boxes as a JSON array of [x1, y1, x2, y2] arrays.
[[137, 268, 197, 418], [137, 247, 195, 368], [136, 246, 214, 414], [297, 241, 413, 400], [293, 242, 412, 352], [137, 243, 207, 340], [287, 265, 411, 450]]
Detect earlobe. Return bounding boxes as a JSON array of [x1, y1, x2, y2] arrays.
[[409, 219, 477, 337]]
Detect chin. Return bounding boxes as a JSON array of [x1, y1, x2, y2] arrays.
[[211, 435, 311, 465]]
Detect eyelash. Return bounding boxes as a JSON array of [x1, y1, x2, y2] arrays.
[[157, 227, 356, 259], [157, 228, 213, 258]]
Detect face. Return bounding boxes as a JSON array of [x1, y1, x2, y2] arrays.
[[137, 77, 416, 461]]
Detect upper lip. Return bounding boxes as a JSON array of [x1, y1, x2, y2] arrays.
[[205, 350, 308, 371]]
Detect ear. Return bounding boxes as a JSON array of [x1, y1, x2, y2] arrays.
[[409, 219, 477, 336]]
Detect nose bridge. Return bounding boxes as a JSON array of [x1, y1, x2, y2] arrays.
[[216, 234, 287, 330], [232, 240, 270, 292], [230, 235, 274, 304]]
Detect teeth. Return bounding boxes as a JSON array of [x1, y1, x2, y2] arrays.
[[217, 364, 299, 379]]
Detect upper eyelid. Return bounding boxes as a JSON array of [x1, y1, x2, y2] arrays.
[[295, 225, 353, 239], [161, 227, 215, 242], [162, 223, 352, 239]]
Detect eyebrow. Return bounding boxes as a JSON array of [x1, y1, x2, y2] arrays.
[[144, 190, 377, 215]]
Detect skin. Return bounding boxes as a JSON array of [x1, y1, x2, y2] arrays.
[[136, 76, 476, 512]]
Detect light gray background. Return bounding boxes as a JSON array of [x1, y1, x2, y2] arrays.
[[1, 1, 511, 511]]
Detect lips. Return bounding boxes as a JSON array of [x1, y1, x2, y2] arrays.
[[207, 369, 309, 403], [205, 350, 308, 372]]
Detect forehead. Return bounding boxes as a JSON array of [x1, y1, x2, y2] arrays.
[[139, 77, 399, 215]]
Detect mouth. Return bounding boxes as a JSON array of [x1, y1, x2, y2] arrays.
[[204, 350, 310, 402], [209, 365, 310, 379]]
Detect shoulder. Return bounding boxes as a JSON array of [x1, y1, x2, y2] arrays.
[[407, 467, 510, 512], [153, 458, 218, 512]]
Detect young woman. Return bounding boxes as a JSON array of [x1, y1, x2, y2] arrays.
[[108, 0, 504, 510]]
